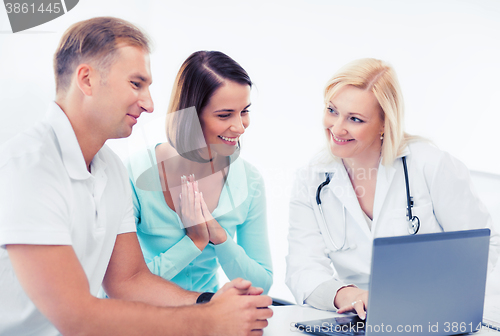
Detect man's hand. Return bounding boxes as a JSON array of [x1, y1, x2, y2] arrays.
[[213, 278, 264, 299], [206, 285, 273, 336]]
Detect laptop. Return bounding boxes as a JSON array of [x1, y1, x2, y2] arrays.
[[295, 229, 490, 336]]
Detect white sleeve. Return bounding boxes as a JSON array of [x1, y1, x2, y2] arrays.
[[117, 167, 137, 235], [0, 151, 71, 248], [286, 168, 347, 305], [428, 151, 500, 272], [304, 278, 338, 311]]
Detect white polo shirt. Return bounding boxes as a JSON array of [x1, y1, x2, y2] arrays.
[[0, 102, 136, 336]]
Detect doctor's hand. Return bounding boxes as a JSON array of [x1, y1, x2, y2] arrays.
[[199, 191, 227, 245], [180, 175, 209, 251], [335, 286, 369, 320]]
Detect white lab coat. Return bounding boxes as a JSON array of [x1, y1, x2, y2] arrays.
[[286, 141, 500, 305]]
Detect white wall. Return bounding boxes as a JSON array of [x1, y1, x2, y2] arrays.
[[2, 0, 500, 302]]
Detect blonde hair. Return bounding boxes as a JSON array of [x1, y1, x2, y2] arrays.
[[324, 58, 419, 166]]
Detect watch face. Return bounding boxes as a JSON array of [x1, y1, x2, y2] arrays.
[[196, 292, 215, 304]]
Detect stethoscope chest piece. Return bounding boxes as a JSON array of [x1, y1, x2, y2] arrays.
[[408, 216, 420, 235]]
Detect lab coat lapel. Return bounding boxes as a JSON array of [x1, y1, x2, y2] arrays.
[[328, 161, 372, 239], [371, 162, 396, 234], [372, 147, 411, 232]]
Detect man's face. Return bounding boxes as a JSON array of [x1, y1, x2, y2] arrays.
[[90, 44, 153, 139]]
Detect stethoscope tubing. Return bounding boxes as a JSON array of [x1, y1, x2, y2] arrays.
[[402, 156, 413, 220], [318, 201, 347, 252], [402, 156, 420, 234], [316, 156, 420, 252], [315, 173, 331, 205], [316, 172, 349, 252]]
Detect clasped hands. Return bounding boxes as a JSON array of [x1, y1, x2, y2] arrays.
[[209, 278, 273, 336], [180, 174, 227, 251]]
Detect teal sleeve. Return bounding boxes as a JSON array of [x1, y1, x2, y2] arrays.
[[145, 235, 202, 279], [129, 177, 202, 280], [213, 172, 273, 294], [130, 177, 141, 225]]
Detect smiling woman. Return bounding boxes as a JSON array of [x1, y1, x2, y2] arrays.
[[198, 80, 251, 157], [324, 85, 384, 168], [285, 57, 500, 319], [125, 51, 273, 294]]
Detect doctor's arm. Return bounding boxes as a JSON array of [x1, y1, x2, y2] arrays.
[[286, 168, 354, 310], [428, 151, 500, 271]]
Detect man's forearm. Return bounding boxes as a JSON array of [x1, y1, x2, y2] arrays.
[[75, 287, 272, 336], [8, 244, 271, 336], [102, 232, 201, 307], [57, 296, 205, 336], [104, 268, 200, 307]]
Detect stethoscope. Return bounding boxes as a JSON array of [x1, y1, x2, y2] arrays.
[[316, 156, 420, 252], [316, 172, 349, 252], [401, 156, 420, 235]]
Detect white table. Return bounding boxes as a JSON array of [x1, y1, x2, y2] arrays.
[[264, 305, 338, 335], [265, 305, 500, 335], [264, 305, 339, 336]]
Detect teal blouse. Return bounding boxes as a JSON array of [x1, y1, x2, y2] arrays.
[[126, 145, 273, 293]]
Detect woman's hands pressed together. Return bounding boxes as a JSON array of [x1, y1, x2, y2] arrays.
[[180, 174, 209, 251], [180, 174, 227, 251], [200, 192, 227, 245]]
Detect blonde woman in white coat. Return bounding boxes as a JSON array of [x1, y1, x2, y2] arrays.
[[285, 58, 499, 320]]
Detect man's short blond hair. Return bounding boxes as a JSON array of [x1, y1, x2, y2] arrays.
[[53, 16, 150, 93]]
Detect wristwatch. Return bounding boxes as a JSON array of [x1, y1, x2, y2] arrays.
[[196, 292, 215, 304]]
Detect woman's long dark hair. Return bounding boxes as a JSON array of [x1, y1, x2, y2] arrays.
[[166, 51, 252, 162]]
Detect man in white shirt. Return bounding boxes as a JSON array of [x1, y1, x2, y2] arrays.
[[0, 16, 272, 336]]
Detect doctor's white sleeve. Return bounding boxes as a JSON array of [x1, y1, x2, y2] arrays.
[[427, 150, 500, 273], [285, 167, 348, 307]]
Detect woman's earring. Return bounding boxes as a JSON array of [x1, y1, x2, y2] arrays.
[[380, 132, 384, 140]]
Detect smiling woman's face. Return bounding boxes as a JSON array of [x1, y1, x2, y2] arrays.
[[323, 85, 384, 161], [199, 80, 251, 157]]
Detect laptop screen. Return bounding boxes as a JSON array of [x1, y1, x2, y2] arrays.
[[295, 229, 490, 336], [366, 229, 489, 335]]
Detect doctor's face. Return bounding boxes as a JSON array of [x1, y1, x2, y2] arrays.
[[323, 85, 384, 162]]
